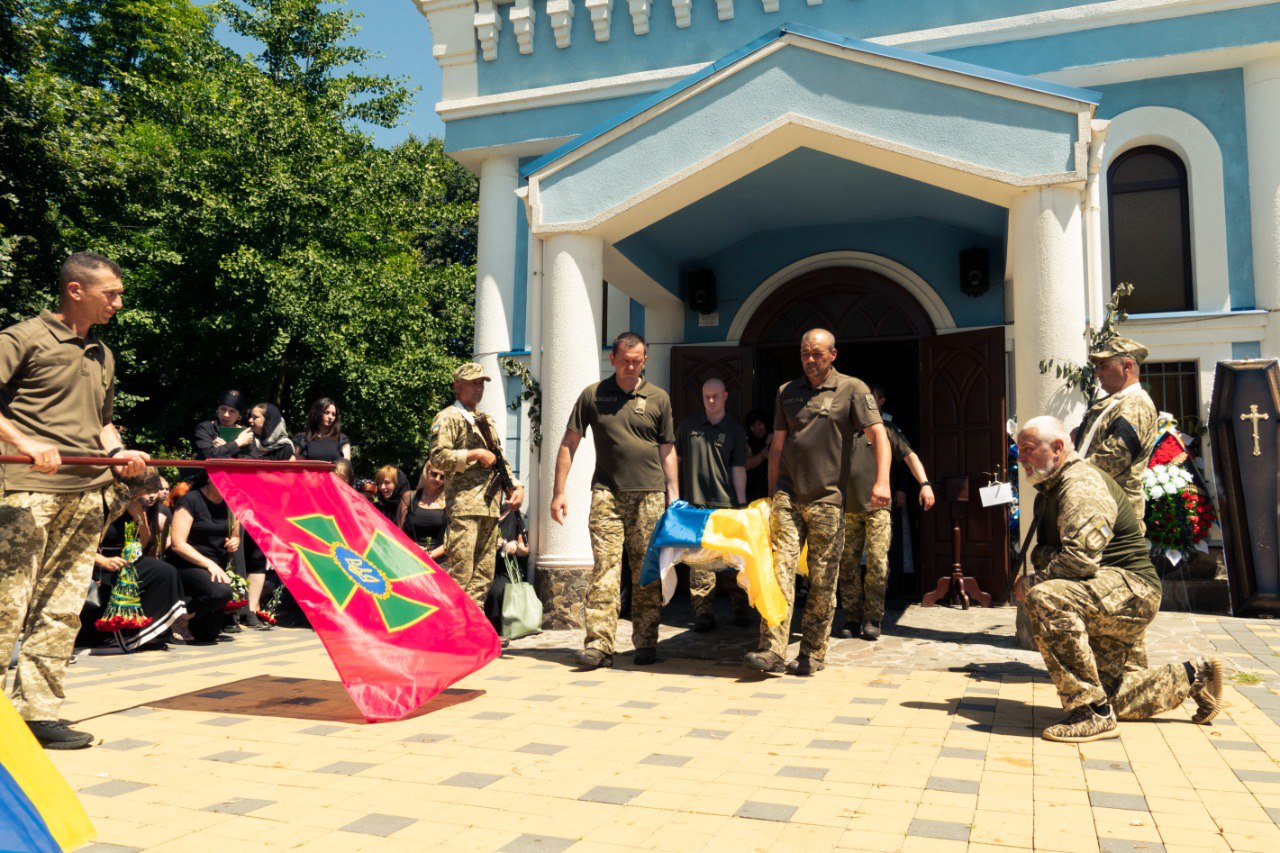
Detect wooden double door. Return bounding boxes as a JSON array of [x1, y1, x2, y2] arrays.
[[670, 269, 1011, 602]]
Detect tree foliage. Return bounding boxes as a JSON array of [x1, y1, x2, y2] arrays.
[[0, 0, 477, 472]]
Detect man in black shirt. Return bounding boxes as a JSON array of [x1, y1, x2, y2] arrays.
[[675, 378, 750, 632]]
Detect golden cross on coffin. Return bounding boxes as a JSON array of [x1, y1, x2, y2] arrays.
[[1240, 404, 1270, 457]]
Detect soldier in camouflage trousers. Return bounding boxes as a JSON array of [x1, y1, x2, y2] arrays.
[[584, 490, 667, 655], [838, 508, 891, 626], [429, 363, 523, 614], [1015, 418, 1223, 743], [761, 491, 846, 667]]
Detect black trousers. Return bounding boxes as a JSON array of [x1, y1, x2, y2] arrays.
[[243, 532, 268, 575], [79, 557, 188, 650], [175, 564, 234, 642]]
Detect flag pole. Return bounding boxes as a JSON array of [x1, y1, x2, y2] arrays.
[[0, 456, 336, 472]]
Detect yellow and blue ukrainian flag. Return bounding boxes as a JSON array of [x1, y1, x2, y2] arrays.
[[0, 695, 94, 852], [641, 499, 788, 626]]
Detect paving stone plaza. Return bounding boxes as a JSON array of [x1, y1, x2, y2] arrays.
[[57, 602, 1280, 852]]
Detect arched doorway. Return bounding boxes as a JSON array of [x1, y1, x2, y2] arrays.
[[671, 265, 1010, 604]]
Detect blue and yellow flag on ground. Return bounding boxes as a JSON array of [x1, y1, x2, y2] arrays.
[[0, 695, 94, 852], [640, 499, 788, 626]]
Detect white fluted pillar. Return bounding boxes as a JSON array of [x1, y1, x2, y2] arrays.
[[473, 156, 519, 441], [1010, 184, 1089, 539], [535, 233, 604, 626], [642, 298, 684, 392], [1245, 58, 1280, 357]]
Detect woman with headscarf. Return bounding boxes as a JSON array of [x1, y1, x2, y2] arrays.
[[294, 397, 352, 462], [238, 402, 295, 627], [193, 390, 253, 459]]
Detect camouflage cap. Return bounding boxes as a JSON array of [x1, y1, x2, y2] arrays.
[[452, 362, 491, 382], [1089, 336, 1148, 365]]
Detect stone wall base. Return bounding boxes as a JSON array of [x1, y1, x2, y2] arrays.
[[535, 563, 590, 630]]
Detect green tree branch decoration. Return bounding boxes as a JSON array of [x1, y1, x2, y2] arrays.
[[500, 356, 541, 451], [1039, 282, 1134, 400]]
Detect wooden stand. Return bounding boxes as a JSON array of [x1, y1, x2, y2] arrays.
[[922, 477, 993, 609]]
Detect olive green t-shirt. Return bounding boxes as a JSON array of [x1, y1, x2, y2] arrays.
[[675, 414, 747, 509], [567, 375, 675, 493], [847, 421, 914, 513], [0, 311, 116, 493], [774, 369, 881, 506]]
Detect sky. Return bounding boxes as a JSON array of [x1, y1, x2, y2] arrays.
[[208, 1, 447, 146]]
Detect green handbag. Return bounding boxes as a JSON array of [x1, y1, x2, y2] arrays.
[[500, 554, 542, 640]]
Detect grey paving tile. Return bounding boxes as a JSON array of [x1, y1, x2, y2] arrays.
[[848, 696, 887, 705], [442, 772, 502, 789], [576, 720, 616, 731], [777, 766, 828, 780], [488, 675, 519, 682], [82, 845, 140, 853], [500, 834, 576, 852], [1267, 806, 1280, 825], [621, 700, 658, 709], [196, 689, 242, 699], [1236, 769, 1280, 784], [201, 715, 247, 727], [966, 687, 1001, 695], [571, 680, 603, 687], [659, 686, 692, 693], [752, 692, 785, 699], [526, 694, 563, 702], [735, 801, 797, 822], [1083, 758, 1133, 772], [80, 780, 149, 798], [939, 747, 985, 760], [1089, 791, 1148, 811], [517, 743, 567, 755], [202, 750, 258, 764], [316, 761, 375, 775], [687, 728, 731, 740], [280, 696, 324, 706], [808, 739, 852, 751], [832, 716, 870, 726], [580, 785, 641, 805], [341, 813, 416, 837], [298, 724, 346, 736], [204, 798, 274, 815], [472, 711, 514, 720], [402, 733, 450, 744], [927, 776, 980, 795], [114, 707, 155, 717], [1098, 840, 1166, 853], [908, 818, 971, 842], [1214, 739, 1264, 751], [100, 738, 150, 752], [721, 708, 761, 716], [121, 683, 161, 692], [640, 754, 691, 767]]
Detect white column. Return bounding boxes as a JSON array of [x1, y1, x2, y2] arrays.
[[642, 298, 685, 392], [473, 156, 519, 441], [536, 233, 604, 577], [1245, 58, 1280, 357], [1010, 184, 1089, 539]]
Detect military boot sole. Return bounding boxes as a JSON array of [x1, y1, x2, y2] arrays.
[[1192, 657, 1225, 724], [1041, 725, 1119, 744]]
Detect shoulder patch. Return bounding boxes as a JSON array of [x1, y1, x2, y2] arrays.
[[865, 394, 878, 411]]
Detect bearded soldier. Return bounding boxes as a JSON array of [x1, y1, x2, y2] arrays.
[[1014, 417, 1222, 742], [429, 363, 524, 614], [1075, 337, 1158, 533]]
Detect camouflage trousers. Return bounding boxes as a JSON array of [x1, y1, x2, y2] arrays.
[[759, 491, 845, 664], [584, 489, 665, 655], [690, 564, 749, 619], [443, 513, 500, 608], [1026, 568, 1191, 720], [0, 488, 106, 721], [838, 508, 891, 622]]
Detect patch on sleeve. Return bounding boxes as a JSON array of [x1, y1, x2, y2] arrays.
[[1071, 518, 1113, 553], [864, 394, 878, 410]]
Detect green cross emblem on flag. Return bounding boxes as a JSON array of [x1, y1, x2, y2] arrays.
[[288, 514, 439, 632]]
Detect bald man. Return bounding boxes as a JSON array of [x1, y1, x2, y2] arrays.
[[675, 378, 750, 632], [745, 330, 890, 676]]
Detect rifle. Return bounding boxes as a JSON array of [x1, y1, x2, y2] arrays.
[[474, 413, 522, 530]]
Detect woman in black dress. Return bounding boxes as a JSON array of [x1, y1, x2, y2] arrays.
[[294, 397, 351, 462], [744, 408, 773, 503], [165, 474, 237, 643], [83, 474, 186, 653], [241, 402, 295, 626], [397, 464, 447, 563]]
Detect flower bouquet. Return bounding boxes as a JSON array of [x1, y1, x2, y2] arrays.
[[223, 572, 249, 611], [1141, 428, 1216, 562], [95, 522, 152, 632]]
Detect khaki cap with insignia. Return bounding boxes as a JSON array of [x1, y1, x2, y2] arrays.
[[453, 362, 491, 382], [1089, 336, 1148, 365]]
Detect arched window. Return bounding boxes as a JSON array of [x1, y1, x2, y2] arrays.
[[1107, 146, 1193, 313]]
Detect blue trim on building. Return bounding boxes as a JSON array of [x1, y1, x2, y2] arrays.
[[520, 23, 1099, 179], [630, 299, 646, 338], [512, 157, 536, 351], [498, 349, 532, 357], [1232, 341, 1262, 360]]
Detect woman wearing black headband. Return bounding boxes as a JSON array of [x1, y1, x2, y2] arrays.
[[192, 390, 253, 460]]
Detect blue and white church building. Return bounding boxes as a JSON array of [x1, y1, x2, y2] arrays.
[[413, 0, 1280, 615]]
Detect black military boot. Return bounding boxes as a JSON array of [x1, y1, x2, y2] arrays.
[[27, 720, 93, 750], [862, 620, 881, 641], [785, 654, 824, 676], [744, 651, 785, 673], [633, 648, 658, 666], [573, 648, 613, 670]]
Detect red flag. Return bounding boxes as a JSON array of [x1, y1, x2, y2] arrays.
[[208, 468, 501, 722]]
